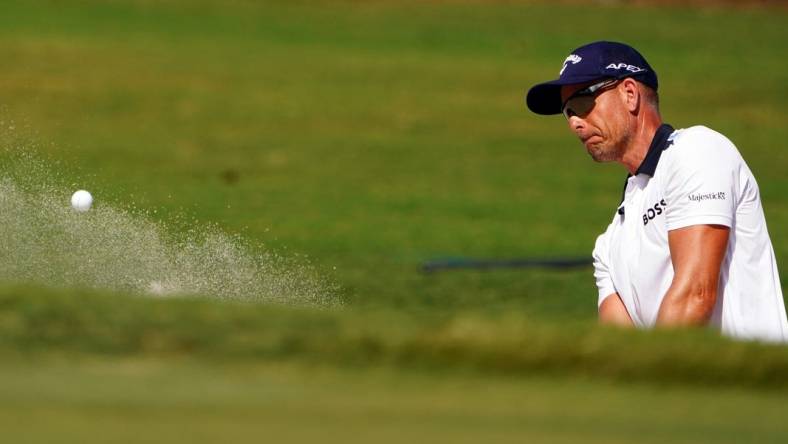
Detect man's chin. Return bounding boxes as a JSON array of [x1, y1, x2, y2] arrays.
[[589, 153, 606, 163], [585, 143, 603, 160], [586, 145, 614, 162]]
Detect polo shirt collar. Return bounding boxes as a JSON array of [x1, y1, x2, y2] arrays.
[[635, 123, 675, 177], [617, 123, 675, 215]]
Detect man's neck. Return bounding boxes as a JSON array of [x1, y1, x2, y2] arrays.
[[620, 113, 663, 175]]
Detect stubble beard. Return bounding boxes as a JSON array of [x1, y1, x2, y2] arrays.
[[587, 124, 631, 163], [587, 140, 622, 163]]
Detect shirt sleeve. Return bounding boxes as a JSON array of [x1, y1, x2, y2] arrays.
[[663, 128, 737, 231], [593, 224, 617, 307]]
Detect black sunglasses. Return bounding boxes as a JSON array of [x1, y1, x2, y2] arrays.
[[561, 78, 620, 120]]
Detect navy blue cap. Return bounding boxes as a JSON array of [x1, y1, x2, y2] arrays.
[[526, 41, 658, 115]]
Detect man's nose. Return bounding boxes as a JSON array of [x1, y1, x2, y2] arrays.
[[568, 115, 584, 133]]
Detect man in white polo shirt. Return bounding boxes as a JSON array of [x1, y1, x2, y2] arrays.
[[526, 41, 788, 342]]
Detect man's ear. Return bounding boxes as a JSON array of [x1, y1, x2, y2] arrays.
[[620, 78, 640, 113]]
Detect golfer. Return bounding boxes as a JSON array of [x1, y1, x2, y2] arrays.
[[526, 41, 788, 342]]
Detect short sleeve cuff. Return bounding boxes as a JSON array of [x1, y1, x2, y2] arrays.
[[666, 214, 732, 231], [597, 281, 617, 307]]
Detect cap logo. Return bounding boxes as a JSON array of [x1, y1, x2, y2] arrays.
[[560, 54, 582, 75], [606, 63, 645, 73]]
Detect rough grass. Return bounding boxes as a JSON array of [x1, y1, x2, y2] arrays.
[[2, 285, 787, 390]]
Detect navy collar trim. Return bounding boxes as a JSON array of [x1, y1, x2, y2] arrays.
[[635, 123, 675, 177], [616, 123, 674, 215]]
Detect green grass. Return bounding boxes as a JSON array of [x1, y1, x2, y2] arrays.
[[3, 0, 787, 311], [2, 358, 788, 444], [1, 285, 788, 443], [0, 0, 787, 441], [3, 285, 788, 388]]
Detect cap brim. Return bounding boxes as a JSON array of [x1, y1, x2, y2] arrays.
[[525, 74, 607, 115]]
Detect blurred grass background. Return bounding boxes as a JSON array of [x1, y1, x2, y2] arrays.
[[0, 0, 787, 442]]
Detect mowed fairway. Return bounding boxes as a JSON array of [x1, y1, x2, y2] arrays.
[[1, 359, 788, 444], [0, 0, 787, 442]]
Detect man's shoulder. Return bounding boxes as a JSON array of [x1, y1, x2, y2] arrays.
[[661, 125, 742, 168], [671, 125, 731, 146]]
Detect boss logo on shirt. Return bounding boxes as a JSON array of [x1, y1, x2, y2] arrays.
[[688, 192, 726, 202], [642, 199, 667, 226]]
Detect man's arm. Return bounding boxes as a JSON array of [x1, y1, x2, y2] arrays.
[[599, 292, 634, 327], [656, 224, 729, 326]]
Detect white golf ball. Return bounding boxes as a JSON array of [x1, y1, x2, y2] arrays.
[[71, 190, 93, 212]]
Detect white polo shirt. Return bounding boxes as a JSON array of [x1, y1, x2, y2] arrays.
[[593, 124, 788, 342]]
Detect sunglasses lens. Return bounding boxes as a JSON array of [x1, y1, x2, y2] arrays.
[[563, 95, 596, 119]]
